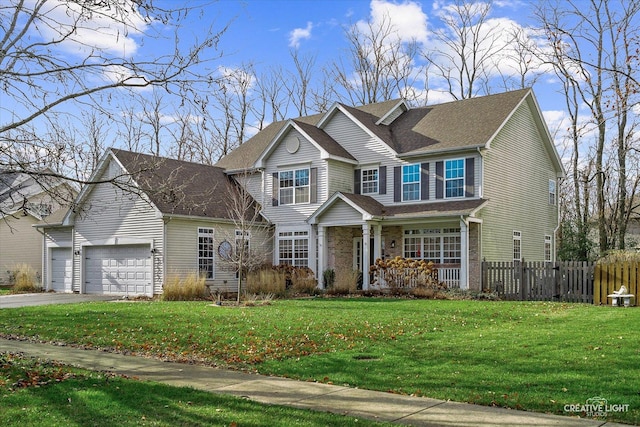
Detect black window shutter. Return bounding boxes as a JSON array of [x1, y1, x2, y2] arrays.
[[310, 167, 318, 203], [420, 163, 429, 200], [272, 172, 279, 206], [393, 166, 401, 202], [379, 166, 387, 195], [435, 161, 444, 199], [354, 169, 361, 195], [465, 158, 475, 197]]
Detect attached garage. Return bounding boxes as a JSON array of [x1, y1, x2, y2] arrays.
[[50, 247, 72, 292], [84, 245, 152, 296]]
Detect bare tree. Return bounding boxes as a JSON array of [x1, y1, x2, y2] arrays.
[[0, 0, 227, 201], [424, 0, 501, 100], [222, 170, 272, 303], [535, 0, 640, 254], [328, 12, 423, 105]]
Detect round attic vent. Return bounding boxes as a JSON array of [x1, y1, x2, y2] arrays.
[[286, 137, 300, 154]]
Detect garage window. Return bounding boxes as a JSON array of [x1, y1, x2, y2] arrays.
[[198, 228, 215, 279]]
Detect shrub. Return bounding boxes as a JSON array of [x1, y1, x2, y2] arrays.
[[10, 264, 41, 293], [598, 250, 640, 264], [162, 273, 207, 301], [370, 257, 443, 290], [246, 268, 287, 297], [246, 264, 318, 297], [322, 268, 335, 288]]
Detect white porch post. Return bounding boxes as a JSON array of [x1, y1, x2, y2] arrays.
[[362, 223, 371, 290], [373, 223, 381, 261], [317, 225, 326, 288], [460, 218, 469, 290]]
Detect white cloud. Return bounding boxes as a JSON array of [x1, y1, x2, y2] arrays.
[[34, 0, 149, 58], [366, 0, 429, 44], [289, 22, 313, 48]]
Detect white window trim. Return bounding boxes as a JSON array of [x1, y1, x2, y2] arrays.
[[361, 167, 379, 195], [513, 230, 522, 262], [549, 179, 557, 205], [277, 230, 310, 267], [401, 163, 421, 202], [402, 228, 462, 264], [279, 168, 310, 205], [198, 227, 215, 280], [544, 235, 552, 262], [445, 158, 465, 199]]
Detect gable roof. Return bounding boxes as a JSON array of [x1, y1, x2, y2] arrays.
[[67, 149, 260, 222], [215, 89, 549, 172], [0, 168, 72, 219]]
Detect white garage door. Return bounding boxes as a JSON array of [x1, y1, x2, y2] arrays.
[[50, 248, 72, 292], [84, 245, 152, 296]]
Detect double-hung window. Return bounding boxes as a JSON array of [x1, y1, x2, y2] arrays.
[[198, 227, 215, 279], [513, 231, 522, 262], [549, 180, 557, 205], [361, 168, 378, 194], [545, 235, 552, 262], [445, 159, 465, 198], [279, 168, 309, 205], [402, 164, 420, 201], [278, 231, 309, 267]]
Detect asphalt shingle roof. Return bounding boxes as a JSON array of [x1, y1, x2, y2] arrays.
[[112, 149, 259, 220], [215, 89, 531, 171]]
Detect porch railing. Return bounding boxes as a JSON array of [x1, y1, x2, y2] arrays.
[[371, 266, 460, 289]]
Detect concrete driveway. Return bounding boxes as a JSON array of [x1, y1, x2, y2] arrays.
[[0, 293, 119, 308]]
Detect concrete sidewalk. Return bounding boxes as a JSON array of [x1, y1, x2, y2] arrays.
[[0, 338, 625, 427]]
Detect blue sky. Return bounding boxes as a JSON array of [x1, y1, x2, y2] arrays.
[[5, 0, 577, 162], [173, 0, 566, 127]]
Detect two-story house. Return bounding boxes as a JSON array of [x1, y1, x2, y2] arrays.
[[217, 88, 565, 290]]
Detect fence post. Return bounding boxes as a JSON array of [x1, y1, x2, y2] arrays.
[[520, 259, 527, 300]]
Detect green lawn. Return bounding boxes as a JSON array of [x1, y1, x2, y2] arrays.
[[0, 298, 638, 425], [0, 352, 390, 427]]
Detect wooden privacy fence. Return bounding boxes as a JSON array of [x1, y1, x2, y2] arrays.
[[482, 260, 594, 303], [593, 261, 639, 305], [482, 260, 639, 304]]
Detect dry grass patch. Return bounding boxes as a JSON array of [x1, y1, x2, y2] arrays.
[[162, 273, 207, 301]]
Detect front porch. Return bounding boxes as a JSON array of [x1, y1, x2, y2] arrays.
[[315, 222, 480, 290]]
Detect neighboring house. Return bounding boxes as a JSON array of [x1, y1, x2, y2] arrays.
[[37, 149, 271, 296], [0, 169, 75, 285], [217, 88, 565, 290]]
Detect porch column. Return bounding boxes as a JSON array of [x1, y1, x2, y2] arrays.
[[317, 225, 327, 288], [460, 218, 469, 290], [362, 223, 371, 290], [373, 223, 381, 261]]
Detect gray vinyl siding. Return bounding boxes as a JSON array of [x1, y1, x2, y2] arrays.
[[262, 129, 326, 224], [322, 110, 398, 204], [41, 227, 73, 289], [327, 159, 354, 196], [72, 160, 164, 294], [0, 215, 42, 284], [165, 218, 272, 293], [479, 100, 559, 262], [320, 200, 366, 225]]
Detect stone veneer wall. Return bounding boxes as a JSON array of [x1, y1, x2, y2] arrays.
[[381, 226, 403, 259], [327, 227, 355, 273], [468, 222, 481, 291]]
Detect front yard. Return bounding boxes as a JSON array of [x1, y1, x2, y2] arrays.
[[0, 298, 638, 425]]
